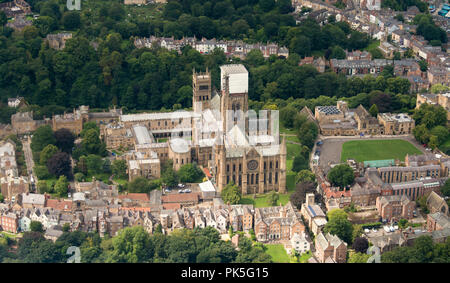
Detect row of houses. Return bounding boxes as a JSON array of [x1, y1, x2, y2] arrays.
[[134, 36, 289, 59]]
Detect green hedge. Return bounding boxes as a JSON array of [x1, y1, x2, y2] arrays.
[[361, 222, 382, 229]]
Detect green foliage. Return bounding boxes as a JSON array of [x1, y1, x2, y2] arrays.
[[382, 236, 449, 263], [266, 191, 279, 206], [327, 164, 355, 189], [40, 144, 59, 166], [221, 182, 241, 205], [441, 179, 450, 198], [74, 172, 85, 182], [280, 105, 298, 128], [430, 84, 450, 94], [31, 125, 56, 153], [324, 209, 353, 245], [295, 170, 316, 184], [126, 177, 160, 194], [0, 193, 3, 203], [30, 221, 44, 233], [369, 104, 378, 117], [46, 152, 72, 179], [178, 163, 204, 183], [54, 175, 69, 197], [292, 154, 308, 172], [348, 252, 370, 263], [80, 129, 107, 157], [34, 165, 52, 180], [381, 0, 428, 12], [112, 159, 128, 180], [360, 222, 382, 229], [37, 180, 52, 194]]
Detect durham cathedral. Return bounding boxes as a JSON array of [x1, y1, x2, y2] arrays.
[[95, 64, 286, 195]]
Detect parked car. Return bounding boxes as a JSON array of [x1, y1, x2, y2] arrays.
[[178, 189, 184, 193], [184, 189, 192, 193], [178, 183, 185, 188], [165, 188, 171, 193]]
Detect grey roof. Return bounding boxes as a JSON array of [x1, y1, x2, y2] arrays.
[[22, 193, 45, 205]]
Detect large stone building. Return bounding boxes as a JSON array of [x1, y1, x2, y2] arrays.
[[314, 101, 414, 136], [109, 64, 286, 195], [377, 113, 415, 135], [416, 92, 450, 120], [376, 195, 415, 221], [314, 232, 347, 263]]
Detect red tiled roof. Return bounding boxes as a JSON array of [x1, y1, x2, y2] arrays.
[[324, 187, 351, 199], [161, 193, 200, 204], [203, 168, 212, 178], [45, 199, 72, 211], [162, 203, 181, 210], [118, 193, 150, 202]]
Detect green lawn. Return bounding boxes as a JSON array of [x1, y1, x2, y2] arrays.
[[264, 244, 290, 263], [341, 139, 422, 162]]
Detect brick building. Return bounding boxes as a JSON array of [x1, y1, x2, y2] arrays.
[[376, 195, 415, 222]]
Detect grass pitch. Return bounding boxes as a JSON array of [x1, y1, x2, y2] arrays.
[[340, 139, 422, 162]]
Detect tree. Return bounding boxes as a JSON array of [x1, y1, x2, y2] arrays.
[[162, 164, 179, 187], [0, 193, 3, 203], [54, 175, 69, 197], [30, 221, 44, 233], [289, 181, 316, 209], [440, 179, 450, 198], [280, 105, 298, 128], [0, 10, 7, 27], [112, 159, 127, 179], [178, 164, 204, 183], [37, 180, 51, 194], [352, 237, 369, 253], [62, 11, 81, 30], [81, 128, 106, 156], [85, 154, 103, 175], [327, 164, 355, 189], [15, 231, 62, 263], [54, 128, 75, 153], [369, 104, 378, 117], [34, 165, 52, 179], [428, 135, 438, 150], [105, 226, 154, 263], [31, 125, 56, 153], [324, 209, 353, 244], [348, 252, 370, 263], [47, 152, 72, 179], [292, 154, 308, 172], [40, 144, 59, 166], [295, 170, 316, 184], [221, 182, 241, 205], [398, 219, 409, 229], [127, 177, 159, 194], [266, 191, 279, 206]]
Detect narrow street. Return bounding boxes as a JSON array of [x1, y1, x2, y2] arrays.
[[22, 136, 37, 191]]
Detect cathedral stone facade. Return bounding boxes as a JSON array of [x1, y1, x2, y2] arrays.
[[109, 64, 286, 195]]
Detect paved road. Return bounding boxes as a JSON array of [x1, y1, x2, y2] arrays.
[[22, 137, 37, 190], [317, 135, 427, 173]]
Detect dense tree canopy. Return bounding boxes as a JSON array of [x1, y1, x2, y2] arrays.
[[324, 209, 354, 245], [327, 164, 355, 189]]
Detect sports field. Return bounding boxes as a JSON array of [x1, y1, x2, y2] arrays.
[[340, 139, 422, 162]]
